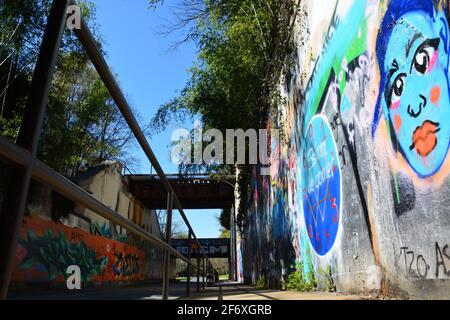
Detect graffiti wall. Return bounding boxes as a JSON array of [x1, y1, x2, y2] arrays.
[[12, 215, 145, 284], [240, 0, 450, 298]]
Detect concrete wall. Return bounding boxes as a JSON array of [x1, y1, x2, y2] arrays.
[[11, 162, 168, 285], [74, 162, 168, 281], [240, 0, 450, 299], [13, 215, 147, 285]]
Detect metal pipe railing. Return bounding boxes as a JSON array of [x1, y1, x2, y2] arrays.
[[0, 136, 190, 264], [0, 0, 218, 299], [0, 0, 71, 299], [162, 192, 174, 300], [72, 14, 211, 260], [71, 2, 215, 277]]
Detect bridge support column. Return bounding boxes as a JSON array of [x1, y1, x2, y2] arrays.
[[162, 192, 174, 300], [0, 0, 70, 300]]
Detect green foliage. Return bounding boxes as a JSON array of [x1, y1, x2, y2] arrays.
[[150, 0, 300, 155], [0, 0, 138, 178], [149, 1, 301, 224], [236, 164, 251, 231], [219, 228, 230, 239], [19, 229, 108, 281], [153, 1, 295, 128], [286, 263, 317, 292], [0, 112, 22, 139], [256, 275, 266, 289], [219, 208, 231, 230], [40, 57, 137, 177], [318, 265, 336, 293]]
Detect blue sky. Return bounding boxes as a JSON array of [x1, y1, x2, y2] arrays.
[[93, 0, 222, 238]]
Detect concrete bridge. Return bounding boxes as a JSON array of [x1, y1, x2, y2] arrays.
[[126, 175, 235, 210]]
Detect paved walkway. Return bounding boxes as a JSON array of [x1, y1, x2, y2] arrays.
[[185, 282, 365, 300], [8, 281, 367, 300], [8, 283, 190, 300]]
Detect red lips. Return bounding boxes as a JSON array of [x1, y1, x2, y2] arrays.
[[411, 121, 440, 157]]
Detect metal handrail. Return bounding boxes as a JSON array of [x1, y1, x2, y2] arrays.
[[72, 6, 213, 266], [71, 0, 217, 291], [0, 136, 189, 264], [0, 0, 218, 299], [0, 135, 212, 289]]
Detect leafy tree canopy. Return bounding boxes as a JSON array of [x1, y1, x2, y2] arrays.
[[150, 0, 299, 134], [0, 0, 140, 177], [149, 0, 300, 225]]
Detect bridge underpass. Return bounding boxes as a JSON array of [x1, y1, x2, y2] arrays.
[[125, 174, 238, 298], [125, 173, 236, 283]]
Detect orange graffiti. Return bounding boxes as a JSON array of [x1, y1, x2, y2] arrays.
[[412, 121, 438, 157], [394, 114, 402, 131], [431, 86, 441, 105], [12, 215, 145, 283], [378, 120, 450, 187]]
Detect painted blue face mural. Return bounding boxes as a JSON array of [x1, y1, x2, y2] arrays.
[[373, 0, 450, 178]]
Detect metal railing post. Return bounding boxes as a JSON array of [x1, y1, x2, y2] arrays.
[[202, 258, 206, 290], [196, 256, 200, 293], [162, 192, 174, 300], [228, 250, 232, 281], [0, 0, 221, 302], [72, 8, 216, 294], [186, 230, 192, 297], [0, 0, 69, 300]]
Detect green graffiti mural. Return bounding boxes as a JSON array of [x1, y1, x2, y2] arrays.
[[304, 1, 368, 126], [19, 230, 108, 281]]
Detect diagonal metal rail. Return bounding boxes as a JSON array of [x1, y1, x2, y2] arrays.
[[71, 2, 216, 298], [0, 0, 218, 299], [0, 0, 70, 299], [0, 136, 189, 263]]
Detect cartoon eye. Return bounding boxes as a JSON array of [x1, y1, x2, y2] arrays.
[[391, 74, 405, 103], [414, 49, 432, 74], [411, 39, 440, 74]]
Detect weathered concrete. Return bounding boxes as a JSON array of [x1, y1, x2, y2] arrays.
[[237, 0, 450, 299], [74, 162, 168, 280]]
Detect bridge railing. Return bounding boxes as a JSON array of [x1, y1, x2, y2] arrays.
[[0, 0, 216, 300]]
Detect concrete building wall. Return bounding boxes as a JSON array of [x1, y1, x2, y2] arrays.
[[75, 162, 129, 233], [240, 0, 450, 299]]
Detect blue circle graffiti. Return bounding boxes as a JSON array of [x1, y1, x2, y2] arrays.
[[300, 115, 341, 256]]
